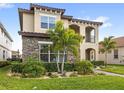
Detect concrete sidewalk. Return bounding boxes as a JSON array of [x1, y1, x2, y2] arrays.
[[94, 69, 124, 77]]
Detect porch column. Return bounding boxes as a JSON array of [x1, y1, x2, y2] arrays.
[[38, 44, 41, 62], [48, 45, 50, 63], [79, 25, 85, 60], [57, 51, 60, 62], [95, 49, 99, 61]]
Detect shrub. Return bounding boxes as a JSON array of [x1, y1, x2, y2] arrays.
[[11, 63, 24, 73], [0, 61, 10, 67], [22, 62, 46, 78], [43, 62, 58, 72], [64, 62, 75, 71], [75, 60, 94, 75], [11, 57, 46, 78], [91, 61, 104, 66]]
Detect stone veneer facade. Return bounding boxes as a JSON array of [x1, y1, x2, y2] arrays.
[[22, 36, 49, 61]]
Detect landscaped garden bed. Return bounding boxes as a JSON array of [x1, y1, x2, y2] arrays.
[[10, 59, 94, 78], [1, 66, 124, 89]]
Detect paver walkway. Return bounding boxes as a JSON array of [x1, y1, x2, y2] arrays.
[[94, 69, 124, 77]]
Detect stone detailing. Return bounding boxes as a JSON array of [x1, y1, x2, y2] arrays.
[[22, 36, 49, 61]]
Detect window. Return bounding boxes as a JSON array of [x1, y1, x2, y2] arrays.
[[3, 50, 5, 59], [41, 16, 48, 29], [114, 49, 118, 59], [39, 44, 67, 62], [41, 16, 55, 29], [49, 17, 55, 29]]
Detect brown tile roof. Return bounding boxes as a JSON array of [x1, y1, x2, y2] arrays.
[[113, 36, 124, 47], [18, 8, 33, 14], [61, 15, 103, 25], [18, 31, 49, 38], [61, 15, 73, 20], [30, 3, 65, 14], [72, 18, 103, 25]]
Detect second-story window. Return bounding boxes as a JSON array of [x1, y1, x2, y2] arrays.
[[41, 16, 55, 29], [41, 16, 48, 29], [49, 17, 55, 29]]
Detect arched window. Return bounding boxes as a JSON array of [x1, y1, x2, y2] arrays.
[[85, 26, 95, 43]]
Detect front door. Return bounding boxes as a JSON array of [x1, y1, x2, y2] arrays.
[[90, 50, 95, 61]]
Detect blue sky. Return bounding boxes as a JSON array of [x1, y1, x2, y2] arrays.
[[0, 3, 124, 53]]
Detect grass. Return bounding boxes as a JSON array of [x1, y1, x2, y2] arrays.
[[101, 64, 124, 75], [1, 66, 124, 89]]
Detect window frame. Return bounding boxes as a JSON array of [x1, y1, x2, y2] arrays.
[[40, 15, 56, 30], [114, 49, 118, 59], [39, 43, 67, 63], [41, 16, 49, 29]]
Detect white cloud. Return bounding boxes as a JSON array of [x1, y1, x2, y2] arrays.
[[94, 16, 109, 22], [0, 3, 14, 9], [94, 16, 112, 28], [102, 23, 112, 28]]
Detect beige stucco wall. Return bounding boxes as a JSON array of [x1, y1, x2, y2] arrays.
[[99, 47, 124, 64], [23, 13, 34, 32]]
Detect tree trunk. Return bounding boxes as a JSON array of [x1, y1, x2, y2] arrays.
[[61, 49, 66, 74], [105, 52, 107, 66], [57, 51, 60, 73]]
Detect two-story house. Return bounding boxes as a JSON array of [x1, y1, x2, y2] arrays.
[[18, 4, 103, 62], [0, 22, 13, 61]]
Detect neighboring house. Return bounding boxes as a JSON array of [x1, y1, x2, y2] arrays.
[[99, 36, 124, 64], [18, 4, 103, 62], [12, 50, 21, 59], [0, 22, 13, 61]]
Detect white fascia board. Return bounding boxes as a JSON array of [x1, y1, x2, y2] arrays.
[[38, 41, 53, 45]]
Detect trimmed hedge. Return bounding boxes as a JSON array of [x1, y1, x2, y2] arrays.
[[0, 61, 10, 67], [91, 61, 104, 66], [43, 62, 75, 72]]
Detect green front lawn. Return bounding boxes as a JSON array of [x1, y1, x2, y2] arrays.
[[101, 64, 124, 75], [1, 66, 124, 89]]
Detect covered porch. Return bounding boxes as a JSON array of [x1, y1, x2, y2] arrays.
[[85, 48, 96, 61]]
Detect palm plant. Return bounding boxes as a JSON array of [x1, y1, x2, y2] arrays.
[[99, 36, 116, 66], [48, 21, 83, 74]]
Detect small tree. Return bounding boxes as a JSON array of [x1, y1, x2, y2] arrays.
[[99, 36, 116, 66], [48, 21, 83, 74]]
